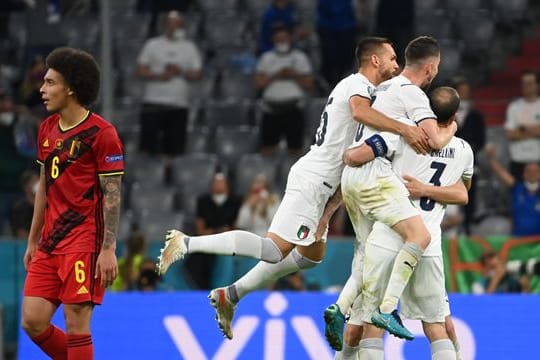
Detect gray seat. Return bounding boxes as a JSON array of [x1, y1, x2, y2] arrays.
[[204, 11, 247, 48], [137, 210, 184, 242], [456, 11, 495, 51], [446, 0, 484, 12], [130, 185, 177, 213], [493, 0, 529, 21], [186, 126, 211, 153], [198, 0, 238, 12], [415, 10, 454, 39], [220, 70, 256, 100], [438, 44, 462, 81], [202, 99, 252, 128], [235, 153, 279, 195], [171, 153, 219, 194], [214, 126, 260, 166], [125, 153, 166, 186]]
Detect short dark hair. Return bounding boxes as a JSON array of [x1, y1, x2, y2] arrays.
[[45, 47, 100, 106], [429, 86, 460, 125], [355, 36, 392, 66], [405, 36, 439, 66]]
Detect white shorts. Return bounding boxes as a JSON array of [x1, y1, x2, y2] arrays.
[[268, 169, 333, 246], [341, 159, 419, 228], [356, 242, 448, 325]]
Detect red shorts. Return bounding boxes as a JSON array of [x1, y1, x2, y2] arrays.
[[23, 250, 105, 305]]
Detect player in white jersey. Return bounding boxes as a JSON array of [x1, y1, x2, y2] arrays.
[[324, 36, 458, 346], [341, 87, 473, 360], [156, 37, 430, 339]]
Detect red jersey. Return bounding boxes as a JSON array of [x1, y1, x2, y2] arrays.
[[36, 111, 124, 254]]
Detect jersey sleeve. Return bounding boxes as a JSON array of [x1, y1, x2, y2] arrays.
[[186, 43, 202, 71], [348, 79, 373, 101], [401, 85, 436, 123], [294, 52, 312, 75], [461, 140, 474, 180], [93, 125, 124, 175]]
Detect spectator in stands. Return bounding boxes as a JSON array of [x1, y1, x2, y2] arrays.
[[472, 250, 529, 294], [111, 231, 147, 291], [255, 25, 313, 156], [273, 271, 306, 291], [236, 174, 280, 236], [374, 0, 414, 66], [19, 54, 47, 118], [316, 0, 357, 88], [504, 70, 540, 180], [137, 258, 163, 291], [136, 10, 202, 158], [451, 76, 486, 234], [0, 90, 32, 235], [258, 0, 299, 55], [183, 173, 241, 289], [485, 143, 540, 237], [9, 170, 38, 238]]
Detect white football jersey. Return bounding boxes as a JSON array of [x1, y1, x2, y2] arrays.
[[370, 136, 474, 256], [291, 73, 376, 190], [349, 74, 436, 160]]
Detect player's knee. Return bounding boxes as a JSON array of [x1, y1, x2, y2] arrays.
[[292, 248, 320, 269], [343, 324, 363, 346], [63, 305, 92, 334], [422, 321, 447, 343], [261, 237, 284, 263], [21, 314, 48, 337]]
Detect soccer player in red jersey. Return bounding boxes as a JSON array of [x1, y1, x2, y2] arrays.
[[20, 47, 124, 360]]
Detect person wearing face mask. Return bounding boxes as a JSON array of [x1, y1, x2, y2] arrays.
[[451, 76, 486, 235], [255, 24, 314, 156], [136, 10, 201, 159], [183, 173, 242, 289], [485, 143, 540, 237]]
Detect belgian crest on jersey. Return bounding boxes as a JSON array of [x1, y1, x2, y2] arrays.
[[297, 225, 310, 240]]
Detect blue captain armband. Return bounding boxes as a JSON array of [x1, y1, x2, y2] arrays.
[[365, 134, 388, 157]]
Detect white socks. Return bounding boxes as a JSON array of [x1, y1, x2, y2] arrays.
[[380, 242, 423, 313], [185, 230, 283, 263], [358, 338, 383, 360], [431, 339, 457, 360], [341, 343, 360, 360], [229, 248, 320, 301], [336, 271, 362, 316]]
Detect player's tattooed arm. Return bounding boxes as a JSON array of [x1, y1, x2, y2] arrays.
[[100, 174, 122, 250]]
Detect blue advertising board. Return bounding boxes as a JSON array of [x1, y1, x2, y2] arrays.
[[18, 292, 540, 359]]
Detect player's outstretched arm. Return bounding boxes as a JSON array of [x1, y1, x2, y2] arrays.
[[96, 174, 122, 288], [24, 165, 46, 270], [349, 96, 430, 154], [404, 175, 469, 205], [418, 119, 457, 150]]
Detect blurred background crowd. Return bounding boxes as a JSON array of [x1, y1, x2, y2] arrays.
[[1, 0, 540, 298]]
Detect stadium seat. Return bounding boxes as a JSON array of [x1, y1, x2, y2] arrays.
[[137, 210, 184, 242], [203, 11, 247, 49], [186, 126, 211, 153], [277, 154, 301, 191], [446, 0, 484, 13], [171, 153, 220, 195], [493, 0, 529, 21], [190, 70, 216, 101], [414, 0, 441, 13], [235, 153, 279, 195], [220, 70, 257, 100], [414, 10, 454, 39], [456, 10, 495, 51], [197, 0, 238, 12], [201, 99, 252, 128], [214, 125, 260, 166], [438, 43, 463, 82], [130, 185, 177, 213], [125, 153, 167, 186]]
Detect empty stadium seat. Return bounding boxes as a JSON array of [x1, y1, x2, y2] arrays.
[[235, 153, 279, 195], [220, 70, 257, 100], [214, 126, 260, 166], [201, 99, 252, 128], [303, 97, 327, 146], [171, 153, 220, 194], [124, 153, 167, 186], [203, 11, 247, 49], [415, 10, 454, 39], [137, 210, 184, 242], [186, 126, 211, 153], [130, 185, 177, 213]]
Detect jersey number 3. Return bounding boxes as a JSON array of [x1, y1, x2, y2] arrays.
[[419, 161, 446, 211]]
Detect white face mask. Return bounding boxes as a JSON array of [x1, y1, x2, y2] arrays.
[[173, 29, 186, 39], [212, 194, 228, 205], [524, 181, 540, 193], [275, 42, 291, 53], [0, 112, 14, 126]]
